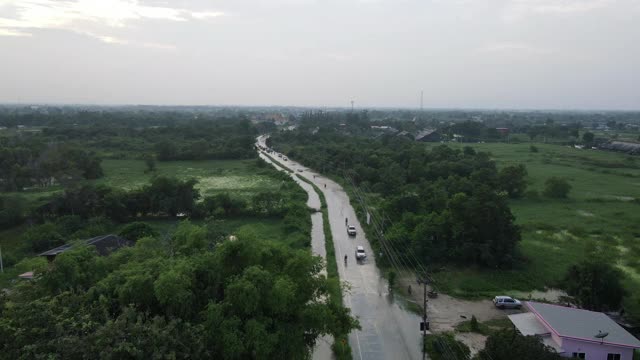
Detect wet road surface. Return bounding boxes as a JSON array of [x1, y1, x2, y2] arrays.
[[258, 136, 423, 360], [258, 150, 333, 359]]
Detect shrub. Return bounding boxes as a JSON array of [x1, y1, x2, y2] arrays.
[[23, 223, 65, 253], [470, 315, 479, 332], [424, 333, 470, 360], [543, 177, 571, 198], [119, 222, 158, 242]]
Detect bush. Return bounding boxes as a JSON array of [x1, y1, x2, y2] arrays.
[[470, 315, 479, 332], [543, 177, 571, 198], [477, 328, 562, 360], [529, 145, 539, 153], [23, 223, 65, 253], [424, 333, 470, 360], [118, 222, 158, 242], [563, 260, 627, 311], [525, 190, 539, 200], [331, 336, 352, 360], [0, 195, 27, 229]]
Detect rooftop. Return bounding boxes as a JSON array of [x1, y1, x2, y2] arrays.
[[39, 234, 132, 258], [528, 302, 640, 348]]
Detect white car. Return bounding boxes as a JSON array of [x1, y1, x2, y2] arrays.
[[347, 225, 356, 236], [493, 296, 522, 309], [355, 246, 366, 260]]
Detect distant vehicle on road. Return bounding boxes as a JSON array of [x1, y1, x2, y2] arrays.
[[355, 246, 366, 260], [283, 157, 288, 161], [278, 154, 283, 158], [347, 225, 357, 236], [297, 168, 303, 172], [493, 296, 522, 309]]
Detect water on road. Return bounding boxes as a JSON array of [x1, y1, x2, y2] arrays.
[[258, 137, 423, 360]]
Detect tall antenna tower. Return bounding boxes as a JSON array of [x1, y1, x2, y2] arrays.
[[350, 100, 354, 112]]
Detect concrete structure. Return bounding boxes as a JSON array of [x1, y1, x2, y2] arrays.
[[509, 302, 640, 359]]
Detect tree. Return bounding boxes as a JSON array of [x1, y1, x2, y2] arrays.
[[498, 164, 528, 198], [446, 186, 521, 268], [0, 195, 26, 229], [476, 329, 563, 360], [23, 223, 65, 252], [118, 222, 158, 241], [251, 191, 285, 216], [563, 260, 627, 311], [143, 154, 156, 173], [0, 224, 359, 358], [582, 132, 595, 145], [543, 177, 571, 198], [155, 141, 178, 161]]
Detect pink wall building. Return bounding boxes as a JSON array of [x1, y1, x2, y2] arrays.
[[508, 302, 640, 360]]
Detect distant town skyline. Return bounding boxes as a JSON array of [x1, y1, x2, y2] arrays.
[[1, 0, 639, 110]]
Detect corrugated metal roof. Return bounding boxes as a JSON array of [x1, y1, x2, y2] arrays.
[[508, 312, 550, 336], [528, 302, 640, 348], [38, 234, 131, 257]]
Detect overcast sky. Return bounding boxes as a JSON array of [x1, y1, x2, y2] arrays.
[[0, 0, 639, 109]]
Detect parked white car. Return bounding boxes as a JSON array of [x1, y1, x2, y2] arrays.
[[493, 296, 522, 309]]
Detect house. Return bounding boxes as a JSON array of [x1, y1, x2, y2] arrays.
[[508, 302, 640, 360], [39, 234, 132, 262], [370, 125, 398, 133], [496, 127, 510, 135], [18, 271, 34, 280], [415, 129, 441, 142], [599, 141, 640, 155]]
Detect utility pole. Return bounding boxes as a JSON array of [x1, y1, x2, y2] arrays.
[[420, 276, 429, 360], [0, 245, 3, 273]]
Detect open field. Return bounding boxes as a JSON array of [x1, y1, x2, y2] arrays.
[[423, 143, 640, 310], [0, 158, 303, 287], [3, 159, 281, 208], [95, 159, 281, 198]]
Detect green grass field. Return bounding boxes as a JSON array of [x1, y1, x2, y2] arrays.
[[95, 159, 281, 199], [426, 143, 640, 308], [0, 158, 305, 287], [3, 159, 281, 208]]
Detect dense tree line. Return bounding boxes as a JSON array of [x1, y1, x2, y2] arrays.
[[35, 171, 301, 221], [270, 128, 525, 268], [0, 110, 260, 161], [0, 141, 103, 191], [0, 223, 358, 358]]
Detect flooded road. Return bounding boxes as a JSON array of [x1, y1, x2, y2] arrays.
[[258, 136, 423, 360]]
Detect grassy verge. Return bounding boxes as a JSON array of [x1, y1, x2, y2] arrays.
[[289, 172, 350, 358], [262, 152, 294, 173], [262, 153, 352, 358], [262, 153, 353, 356], [454, 316, 512, 337]]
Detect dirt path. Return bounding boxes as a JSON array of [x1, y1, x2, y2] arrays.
[[397, 274, 567, 355]]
